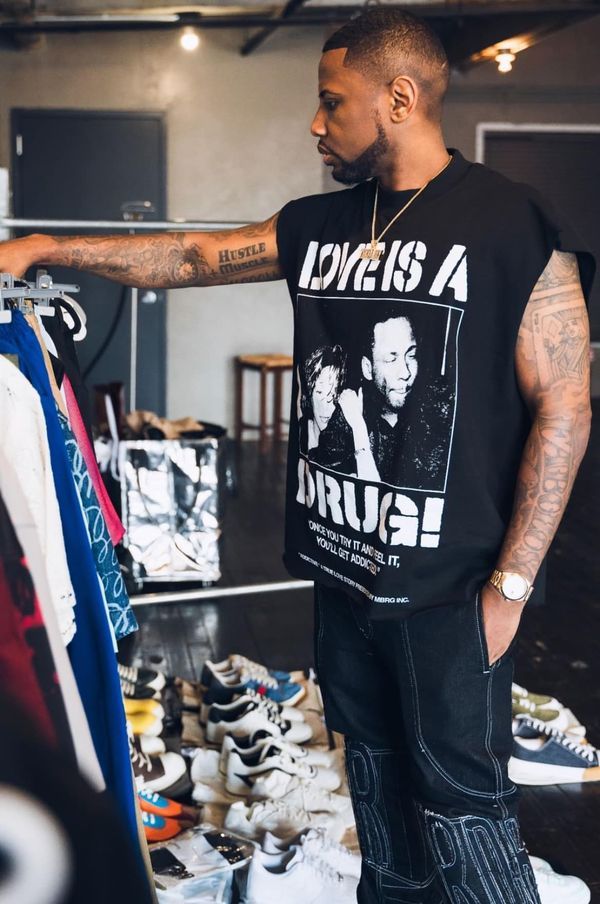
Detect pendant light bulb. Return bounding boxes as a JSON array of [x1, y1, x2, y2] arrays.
[[496, 49, 515, 74], [180, 27, 200, 52]]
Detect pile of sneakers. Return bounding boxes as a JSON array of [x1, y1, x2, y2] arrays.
[[190, 656, 353, 844], [119, 661, 193, 828], [128, 657, 592, 903], [509, 681, 599, 787]]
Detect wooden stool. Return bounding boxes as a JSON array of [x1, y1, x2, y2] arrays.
[[234, 354, 293, 453]]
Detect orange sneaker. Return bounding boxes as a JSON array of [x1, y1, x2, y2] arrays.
[[142, 811, 185, 843]]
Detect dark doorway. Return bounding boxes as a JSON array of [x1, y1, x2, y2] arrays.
[[481, 128, 600, 341], [11, 109, 167, 413]]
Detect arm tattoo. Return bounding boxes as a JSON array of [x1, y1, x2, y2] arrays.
[[49, 233, 210, 288], [45, 212, 281, 289], [497, 251, 591, 582]]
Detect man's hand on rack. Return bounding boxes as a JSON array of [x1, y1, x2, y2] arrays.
[[0, 236, 37, 278]]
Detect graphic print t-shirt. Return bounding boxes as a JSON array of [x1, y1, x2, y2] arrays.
[[277, 150, 594, 618]]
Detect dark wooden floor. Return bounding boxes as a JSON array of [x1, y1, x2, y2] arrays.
[[132, 400, 600, 896]]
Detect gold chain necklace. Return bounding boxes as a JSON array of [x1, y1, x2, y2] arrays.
[[360, 155, 453, 261]]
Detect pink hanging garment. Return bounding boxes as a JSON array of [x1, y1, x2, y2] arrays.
[[62, 375, 125, 546]]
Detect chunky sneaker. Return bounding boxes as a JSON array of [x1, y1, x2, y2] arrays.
[[530, 855, 591, 903], [509, 717, 600, 785], [138, 788, 198, 823], [226, 745, 341, 795], [190, 748, 244, 805], [225, 799, 345, 843], [127, 711, 164, 738], [124, 698, 165, 719], [202, 661, 305, 707], [119, 661, 166, 694], [239, 769, 354, 825], [206, 696, 312, 746], [120, 674, 161, 701], [243, 845, 357, 904], [512, 682, 560, 710], [129, 734, 190, 797], [142, 811, 186, 843], [263, 828, 361, 878], [200, 685, 305, 725], [219, 733, 335, 778], [138, 734, 166, 756], [201, 656, 290, 687]]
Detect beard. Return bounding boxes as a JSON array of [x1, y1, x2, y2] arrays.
[[330, 117, 390, 185]]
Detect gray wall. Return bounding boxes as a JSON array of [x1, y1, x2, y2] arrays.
[[1, 16, 599, 427]]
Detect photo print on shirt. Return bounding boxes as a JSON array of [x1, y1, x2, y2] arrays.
[[296, 294, 463, 495]]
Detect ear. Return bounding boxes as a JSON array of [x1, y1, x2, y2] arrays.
[[388, 75, 418, 123], [361, 356, 373, 381]]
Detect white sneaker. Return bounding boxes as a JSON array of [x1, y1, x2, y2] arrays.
[[138, 735, 166, 756], [226, 746, 341, 796], [220, 732, 335, 777], [201, 687, 305, 726], [252, 770, 354, 826], [243, 846, 357, 904], [225, 800, 346, 844], [530, 856, 591, 904], [190, 747, 221, 782], [205, 697, 313, 746], [263, 828, 361, 879]]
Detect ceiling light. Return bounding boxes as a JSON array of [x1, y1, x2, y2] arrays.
[[180, 27, 200, 52], [496, 49, 516, 74]]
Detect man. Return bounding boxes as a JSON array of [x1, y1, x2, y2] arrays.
[[0, 9, 592, 902]]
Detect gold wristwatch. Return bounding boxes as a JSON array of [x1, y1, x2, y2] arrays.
[[488, 569, 533, 603]]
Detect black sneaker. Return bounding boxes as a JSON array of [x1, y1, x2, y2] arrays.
[[118, 662, 166, 693]]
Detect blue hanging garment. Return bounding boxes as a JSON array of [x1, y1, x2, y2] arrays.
[[58, 411, 138, 642], [0, 311, 138, 847]]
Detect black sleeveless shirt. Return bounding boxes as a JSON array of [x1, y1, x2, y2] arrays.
[[276, 150, 594, 618]]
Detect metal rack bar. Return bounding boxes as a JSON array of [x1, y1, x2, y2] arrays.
[[1, 218, 249, 231], [130, 579, 312, 607]]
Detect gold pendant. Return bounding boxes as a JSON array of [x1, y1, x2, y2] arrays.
[[360, 242, 383, 261]]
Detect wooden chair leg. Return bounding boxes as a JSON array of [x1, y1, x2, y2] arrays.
[[273, 370, 283, 445], [234, 359, 243, 444], [259, 366, 268, 454]]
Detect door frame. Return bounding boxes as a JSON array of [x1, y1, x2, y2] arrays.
[[11, 108, 167, 221]]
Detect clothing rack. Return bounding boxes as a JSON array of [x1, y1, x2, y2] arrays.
[[0, 271, 82, 322], [1, 218, 249, 231]]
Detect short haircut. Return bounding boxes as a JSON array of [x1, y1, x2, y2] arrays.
[[362, 314, 416, 362], [322, 8, 449, 121]]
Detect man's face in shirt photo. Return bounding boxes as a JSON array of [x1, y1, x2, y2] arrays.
[[362, 316, 419, 418]]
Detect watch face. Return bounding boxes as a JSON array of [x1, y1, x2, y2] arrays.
[[502, 574, 527, 601]]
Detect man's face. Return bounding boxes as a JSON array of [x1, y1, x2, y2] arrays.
[[311, 49, 390, 184], [362, 317, 418, 411], [311, 365, 339, 429]]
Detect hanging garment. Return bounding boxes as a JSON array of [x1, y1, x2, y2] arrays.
[[0, 311, 138, 845], [0, 355, 76, 643], [58, 410, 137, 642], [44, 300, 95, 443], [0, 465, 104, 790], [63, 374, 125, 546], [0, 550, 57, 745], [25, 311, 69, 418], [0, 693, 154, 904]]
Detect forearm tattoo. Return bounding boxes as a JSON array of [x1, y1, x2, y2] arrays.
[[46, 213, 281, 289], [498, 251, 591, 582]]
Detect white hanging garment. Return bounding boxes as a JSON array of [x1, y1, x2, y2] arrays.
[[0, 356, 76, 643]]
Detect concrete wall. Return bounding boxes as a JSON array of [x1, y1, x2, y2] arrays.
[[1, 16, 599, 427]]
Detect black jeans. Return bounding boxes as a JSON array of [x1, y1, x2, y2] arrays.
[[314, 584, 540, 904]]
